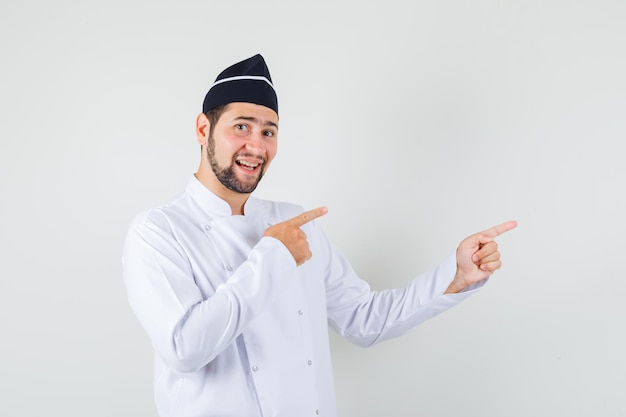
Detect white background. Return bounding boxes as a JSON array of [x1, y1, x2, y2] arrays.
[[1, 0, 625, 416]]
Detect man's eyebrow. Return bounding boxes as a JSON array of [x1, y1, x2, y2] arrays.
[[233, 116, 278, 129]]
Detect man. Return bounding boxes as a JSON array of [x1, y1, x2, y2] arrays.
[[122, 54, 517, 417]]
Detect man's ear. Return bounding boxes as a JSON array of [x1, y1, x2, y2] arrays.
[[196, 113, 210, 147]]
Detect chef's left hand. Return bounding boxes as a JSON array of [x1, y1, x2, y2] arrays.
[[445, 220, 518, 294]]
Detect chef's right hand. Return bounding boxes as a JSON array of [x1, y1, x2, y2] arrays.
[[263, 207, 328, 266]]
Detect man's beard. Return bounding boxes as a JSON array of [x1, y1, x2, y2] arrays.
[[206, 135, 266, 194]]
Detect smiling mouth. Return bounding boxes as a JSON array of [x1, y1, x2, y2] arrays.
[[235, 158, 263, 172]]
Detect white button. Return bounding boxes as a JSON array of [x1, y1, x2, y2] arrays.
[[204, 225, 211, 231], [307, 360, 313, 366], [226, 265, 233, 272], [252, 365, 258, 372], [315, 410, 320, 415], [298, 310, 304, 316]]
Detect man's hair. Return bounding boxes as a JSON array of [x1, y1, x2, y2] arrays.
[[206, 104, 229, 140]]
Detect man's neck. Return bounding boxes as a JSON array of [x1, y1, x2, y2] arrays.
[[194, 171, 249, 215]]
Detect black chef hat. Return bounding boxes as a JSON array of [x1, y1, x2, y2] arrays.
[[202, 54, 278, 115]]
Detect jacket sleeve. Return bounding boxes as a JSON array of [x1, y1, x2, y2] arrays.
[[122, 210, 297, 373], [316, 226, 486, 347]]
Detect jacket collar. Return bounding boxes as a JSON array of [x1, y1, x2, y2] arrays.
[[185, 174, 260, 218]]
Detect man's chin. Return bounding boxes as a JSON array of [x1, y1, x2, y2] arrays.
[[223, 177, 263, 194]]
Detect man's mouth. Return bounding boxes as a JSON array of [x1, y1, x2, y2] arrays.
[[235, 158, 263, 172]]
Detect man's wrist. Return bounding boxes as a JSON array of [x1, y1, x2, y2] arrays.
[[444, 275, 466, 294]]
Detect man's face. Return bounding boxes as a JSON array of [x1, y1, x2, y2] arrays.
[[206, 102, 278, 194]]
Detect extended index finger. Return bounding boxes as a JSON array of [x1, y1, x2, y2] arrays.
[[480, 220, 518, 239], [287, 207, 329, 227]]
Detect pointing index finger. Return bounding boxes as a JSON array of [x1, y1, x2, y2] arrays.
[[287, 207, 328, 227], [480, 220, 518, 239]]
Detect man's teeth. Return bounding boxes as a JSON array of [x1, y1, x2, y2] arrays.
[[237, 160, 259, 169]]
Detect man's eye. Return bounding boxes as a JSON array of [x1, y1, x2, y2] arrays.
[[264, 130, 275, 137], [235, 124, 248, 131]]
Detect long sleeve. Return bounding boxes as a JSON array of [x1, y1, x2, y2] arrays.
[[316, 226, 485, 347], [122, 209, 297, 373]]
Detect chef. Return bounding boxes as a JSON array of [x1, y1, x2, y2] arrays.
[[122, 53, 517, 417]]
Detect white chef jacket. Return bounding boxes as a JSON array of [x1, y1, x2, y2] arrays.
[[122, 175, 485, 417]]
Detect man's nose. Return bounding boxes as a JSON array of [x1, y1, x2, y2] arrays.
[[245, 133, 265, 154]]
